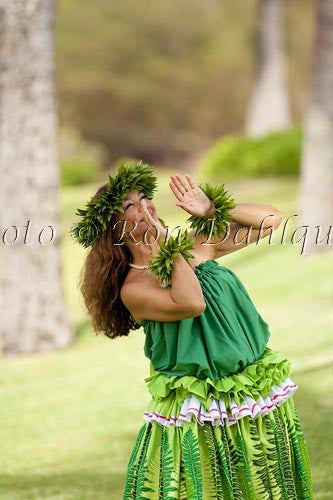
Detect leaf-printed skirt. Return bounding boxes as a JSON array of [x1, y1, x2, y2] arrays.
[[123, 396, 313, 499], [123, 348, 313, 499]]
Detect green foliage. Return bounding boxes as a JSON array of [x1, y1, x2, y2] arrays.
[[61, 158, 103, 187], [70, 160, 158, 248], [59, 126, 108, 186], [55, 0, 314, 166], [148, 229, 195, 286], [201, 128, 303, 180], [186, 182, 236, 239], [56, 0, 259, 164]]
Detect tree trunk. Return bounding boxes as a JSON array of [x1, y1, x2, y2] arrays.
[[245, 0, 291, 137], [298, 0, 333, 256], [0, 0, 74, 355]]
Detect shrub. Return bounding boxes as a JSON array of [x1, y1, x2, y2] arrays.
[[200, 127, 303, 180], [61, 158, 103, 186]]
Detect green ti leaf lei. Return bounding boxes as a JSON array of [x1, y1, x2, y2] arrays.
[[69, 160, 158, 248], [185, 182, 236, 239], [147, 228, 196, 286]]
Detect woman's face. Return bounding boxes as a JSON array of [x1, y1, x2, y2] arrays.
[[114, 189, 157, 238]]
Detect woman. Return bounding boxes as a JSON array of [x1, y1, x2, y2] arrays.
[[71, 161, 313, 499]]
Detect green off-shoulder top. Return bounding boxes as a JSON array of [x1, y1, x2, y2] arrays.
[[137, 259, 271, 380]]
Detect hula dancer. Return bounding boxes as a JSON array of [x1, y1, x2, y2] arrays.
[[71, 160, 313, 499]]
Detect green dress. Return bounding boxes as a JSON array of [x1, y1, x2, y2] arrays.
[[123, 259, 313, 499]]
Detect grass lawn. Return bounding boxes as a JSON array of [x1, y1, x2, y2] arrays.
[[1, 173, 332, 499]]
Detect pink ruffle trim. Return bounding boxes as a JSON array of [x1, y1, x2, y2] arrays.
[[143, 376, 298, 427]]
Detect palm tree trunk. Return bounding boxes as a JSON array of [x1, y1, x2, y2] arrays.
[[298, 0, 333, 256], [0, 0, 74, 355], [246, 0, 291, 137]]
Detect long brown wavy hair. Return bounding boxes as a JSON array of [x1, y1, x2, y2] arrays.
[[78, 183, 165, 339]]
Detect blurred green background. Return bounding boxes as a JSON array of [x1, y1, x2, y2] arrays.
[[55, 0, 315, 180]]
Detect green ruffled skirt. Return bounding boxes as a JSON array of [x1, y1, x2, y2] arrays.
[[123, 348, 313, 499]]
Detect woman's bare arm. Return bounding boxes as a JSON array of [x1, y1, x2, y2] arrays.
[[189, 203, 283, 259], [120, 252, 206, 323]]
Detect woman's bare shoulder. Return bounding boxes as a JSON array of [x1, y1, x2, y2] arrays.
[[123, 249, 211, 288], [120, 251, 210, 323], [121, 269, 163, 302]]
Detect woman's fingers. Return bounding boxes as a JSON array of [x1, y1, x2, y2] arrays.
[[170, 174, 186, 196], [169, 179, 183, 201], [185, 174, 197, 189], [142, 207, 155, 224], [141, 200, 153, 221], [142, 201, 161, 228], [170, 173, 196, 195], [176, 173, 191, 192]]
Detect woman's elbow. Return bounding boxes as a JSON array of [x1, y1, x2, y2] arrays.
[[272, 210, 283, 228], [265, 208, 283, 229], [193, 300, 206, 315]]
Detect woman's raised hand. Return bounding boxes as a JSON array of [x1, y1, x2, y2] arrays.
[[141, 198, 169, 246], [169, 173, 213, 218]]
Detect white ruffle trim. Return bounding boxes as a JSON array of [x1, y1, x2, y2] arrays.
[[143, 376, 298, 427]]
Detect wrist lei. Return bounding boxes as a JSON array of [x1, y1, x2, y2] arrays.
[[148, 229, 196, 286], [186, 181, 236, 239]]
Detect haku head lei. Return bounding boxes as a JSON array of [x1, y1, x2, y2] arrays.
[[70, 160, 158, 248]]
